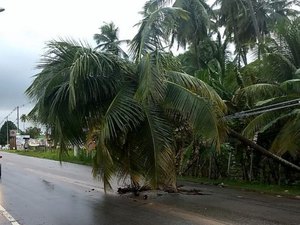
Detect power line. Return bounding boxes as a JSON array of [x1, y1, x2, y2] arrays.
[[225, 98, 300, 119], [0, 108, 17, 126], [237, 98, 300, 114], [0, 101, 33, 127]]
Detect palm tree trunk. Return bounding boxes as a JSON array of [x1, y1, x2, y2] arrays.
[[227, 152, 232, 176], [249, 149, 253, 181], [228, 128, 300, 172], [246, 0, 262, 60], [246, 0, 260, 40]]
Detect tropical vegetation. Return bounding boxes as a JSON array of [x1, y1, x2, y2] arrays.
[[26, 0, 300, 191]]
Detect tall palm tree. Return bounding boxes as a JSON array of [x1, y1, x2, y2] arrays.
[[171, 0, 213, 49], [214, 0, 299, 63], [254, 0, 299, 38], [214, 0, 250, 66], [20, 114, 27, 131], [93, 22, 129, 58]]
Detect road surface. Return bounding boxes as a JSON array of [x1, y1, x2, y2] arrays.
[[0, 151, 299, 225]]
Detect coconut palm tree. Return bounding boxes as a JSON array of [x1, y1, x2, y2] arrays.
[[20, 114, 27, 131], [171, 0, 213, 56], [214, 0, 299, 64], [26, 0, 228, 191], [93, 22, 130, 58], [27, 40, 227, 190], [213, 0, 250, 66]]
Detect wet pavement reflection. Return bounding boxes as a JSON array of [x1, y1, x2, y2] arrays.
[[0, 151, 299, 225]]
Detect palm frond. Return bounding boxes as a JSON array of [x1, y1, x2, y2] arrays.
[[165, 79, 224, 149], [143, 0, 174, 14], [130, 6, 188, 62], [26, 39, 133, 153], [270, 110, 300, 157], [242, 110, 287, 139], [101, 86, 144, 140], [167, 71, 227, 111], [276, 18, 300, 67], [85, 86, 145, 191], [234, 83, 284, 107], [135, 53, 167, 104], [141, 105, 175, 188], [263, 53, 297, 81], [92, 134, 115, 192], [280, 79, 300, 94]]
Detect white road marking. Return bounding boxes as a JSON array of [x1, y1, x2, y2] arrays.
[[0, 204, 20, 225]]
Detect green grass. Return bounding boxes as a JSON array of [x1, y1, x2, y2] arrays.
[[178, 176, 300, 197], [8, 149, 93, 166]]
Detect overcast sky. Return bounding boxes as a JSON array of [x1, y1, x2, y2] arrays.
[[0, 0, 147, 126]]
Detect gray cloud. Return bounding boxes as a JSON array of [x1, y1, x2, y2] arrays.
[[0, 0, 146, 125], [0, 45, 38, 122]]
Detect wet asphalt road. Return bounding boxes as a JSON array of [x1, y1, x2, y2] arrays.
[[0, 151, 299, 225]]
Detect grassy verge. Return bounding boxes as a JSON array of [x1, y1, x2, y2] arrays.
[[7, 149, 93, 166], [178, 176, 300, 197]]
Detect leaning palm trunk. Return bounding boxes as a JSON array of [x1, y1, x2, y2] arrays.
[[229, 128, 300, 172], [245, 0, 262, 59]]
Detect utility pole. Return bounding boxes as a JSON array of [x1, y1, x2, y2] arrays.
[[6, 117, 9, 146], [17, 106, 19, 134]]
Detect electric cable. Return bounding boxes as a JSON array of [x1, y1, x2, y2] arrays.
[[225, 98, 300, 119]]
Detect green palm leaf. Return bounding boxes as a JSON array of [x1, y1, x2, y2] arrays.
[[280, 79, 300, 94], [242, 110, 287, 139], [87, 86, 144, 190], [130, 6, 188, 62], [26, 39, 131, 150], [141, 105, 175, 188], [234, 83, 284, 106], [261, 53, 297, 82], [270, 110, 300, 157], [91, 133, 114, 192], [165, 71, 226, 148], [101, 87, 144, 140], [166, 81, 221, 143], [143, 0, 174, 13], [135, 53, 167, 104], [167, 71, 226, 111]]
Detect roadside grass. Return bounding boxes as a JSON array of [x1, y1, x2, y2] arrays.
[[178, 176, 300, 197], [7, 149, 93, 166]]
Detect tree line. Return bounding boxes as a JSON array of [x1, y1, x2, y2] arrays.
[[0, 119, 42, 146]]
